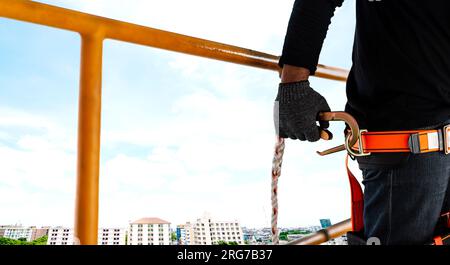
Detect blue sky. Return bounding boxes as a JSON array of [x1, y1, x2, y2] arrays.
[[0, 0, 358, 228]]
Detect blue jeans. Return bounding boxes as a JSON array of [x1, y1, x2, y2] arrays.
[[361, 151, 450, 245]]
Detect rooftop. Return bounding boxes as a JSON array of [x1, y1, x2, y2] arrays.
[[130, 217, 170, 225]]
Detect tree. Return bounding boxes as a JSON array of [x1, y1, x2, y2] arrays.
[[0, 237, 17, 245], [31, 235, 48, 245], [0, 235, 48, 245], [217, 240, 239, 245], [171, 232, 177, 242]]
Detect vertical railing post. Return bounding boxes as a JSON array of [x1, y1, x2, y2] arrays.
[[74, 34, 103, 245]]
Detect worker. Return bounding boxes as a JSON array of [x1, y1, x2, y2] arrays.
[[275, 0, 450, 245]]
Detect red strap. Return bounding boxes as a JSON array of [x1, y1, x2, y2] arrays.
[[434, 236, 443, 245], [346, 155, 364, 232]]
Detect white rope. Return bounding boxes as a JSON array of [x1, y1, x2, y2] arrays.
[[271, 136, 285, 245]]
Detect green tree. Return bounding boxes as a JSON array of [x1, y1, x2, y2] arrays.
[[0, 237, 17, 245], [171, 232, 177, 242], [31, 235, 48, 245], [279, 232, 288, 241], [0, 235, 48, 245], [217, 240, 239, 245]]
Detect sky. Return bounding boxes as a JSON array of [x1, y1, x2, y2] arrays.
[[0, 0, 359, 229]]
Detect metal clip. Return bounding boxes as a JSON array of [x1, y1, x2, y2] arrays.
[[316, 112, 371, 157], [444, 125, 450, 155]]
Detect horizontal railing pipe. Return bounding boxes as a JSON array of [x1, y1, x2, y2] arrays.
[[0, 0, 349, 81], [287, 219, 352, 245]]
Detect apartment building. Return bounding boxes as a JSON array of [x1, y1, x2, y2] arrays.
[[181, 213, 244, 245], [47, 227, 126, 245], [3, 226, 33, 241], [30, 226, 50, 241], [98, 228, 126, 245], [176, 223, 195, 245], [127, 217, 171, 245]]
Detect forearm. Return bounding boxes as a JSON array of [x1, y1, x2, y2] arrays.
[[279, 0, 343, 75]]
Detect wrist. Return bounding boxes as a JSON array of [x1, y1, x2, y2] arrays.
[[277, 81, 312, 102], [281, 65, 310, 83]]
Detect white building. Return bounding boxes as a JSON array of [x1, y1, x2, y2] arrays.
[[47, 227, 126, 245], [3, 226, 33, 241], [182, 213, 244, 245], [176, 223, 195, 245], [98, 228, 127, 245], [127, 217, 171, 245], [47, 227, 73, 245]]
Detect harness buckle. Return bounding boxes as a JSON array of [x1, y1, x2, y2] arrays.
[[344, 129, 371, 158], [444, 124, 450, 155]]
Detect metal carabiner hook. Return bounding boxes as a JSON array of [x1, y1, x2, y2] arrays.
[[316, 111, 362, 156]]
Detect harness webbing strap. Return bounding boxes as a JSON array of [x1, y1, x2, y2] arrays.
[[346, 155, 364, 232]]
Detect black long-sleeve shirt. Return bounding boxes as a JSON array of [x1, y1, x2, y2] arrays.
[[280, 0, 450, 131]]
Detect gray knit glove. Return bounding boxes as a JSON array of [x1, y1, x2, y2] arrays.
[[274, 80, 330, 142]]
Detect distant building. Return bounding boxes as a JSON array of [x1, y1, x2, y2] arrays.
[[30, 226, 50, 241], [287, 234, 306, 241], [180, 212, 244, 245], [47, 227, 126, 245], [127, 217, 171, 245], [320, 219, 332, 229], [47, 227, 73, 245], [322, 234, 348, 245], [3, 226, 33, 241], [0, 225, 9, 238], [0, 225, 50, 242], [176, 225, 189, 245], [98, 228, 127, 245]]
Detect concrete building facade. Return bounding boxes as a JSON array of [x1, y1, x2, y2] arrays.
[[127, 217, 171, 245], [47, 227, 126, 245], [181, 213, 244, 245]]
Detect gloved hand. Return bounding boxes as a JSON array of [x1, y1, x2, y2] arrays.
[[274, 80, 330, 142]]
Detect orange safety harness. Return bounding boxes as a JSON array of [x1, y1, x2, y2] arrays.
[[343, 124, 450, 245], [271, 112, 450, 245]]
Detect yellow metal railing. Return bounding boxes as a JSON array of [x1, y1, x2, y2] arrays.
[[0, 0, 350, 245]]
